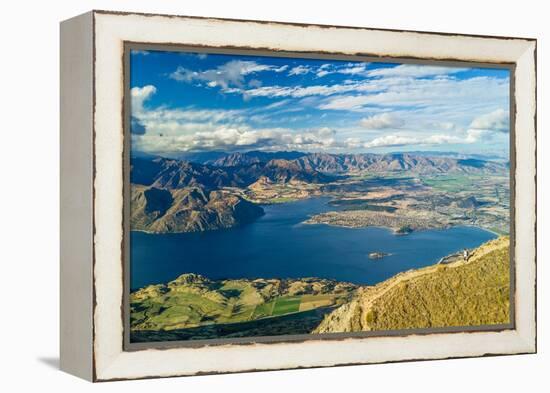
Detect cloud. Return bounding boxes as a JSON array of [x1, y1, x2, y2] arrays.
[[226, 79, 381, 99], [227, 73, 507, 111], [287, 63, 369, 78], [248, 79, 263, 88], [318, 76, 509, 112], [363, 135, 419, 148], [170, 60, 288, 89], [429, 121, 457, 131], [459, 109, 510, 144], [130, 59, 510, 155], [366, 64, 468, 78], [257, 99, 292, 111], [316, 63, 369, 77], [468, 109, 509, 133], [359, 113, 404, 129], [337, 63, 369, 75], [289, 65, 312, 76], [131, 85, 156, 112], [319, 95, 371, 111], [131, 50, 150, 56], [136, 107, 246, 126], [130, 117, 146, 135], [361, 115, 509, 149], [129, 87, 345, 153], [362, 133, 463, 149], [132, 125, 347, 153]]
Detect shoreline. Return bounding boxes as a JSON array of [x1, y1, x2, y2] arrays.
[[302, 217, 504, 237]]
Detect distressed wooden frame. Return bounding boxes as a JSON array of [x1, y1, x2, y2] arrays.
[[60, 10, 537, 382]]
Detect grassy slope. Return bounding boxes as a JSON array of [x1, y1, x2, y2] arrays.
[[130, 275, 356, 334], [316, 236, 510, 333]]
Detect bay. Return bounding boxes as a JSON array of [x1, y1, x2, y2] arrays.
[[130, 197, 496, 290]]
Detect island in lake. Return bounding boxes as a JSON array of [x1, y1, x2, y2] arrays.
[[128, 50, 511, 342], [368, 252, 391, 259]]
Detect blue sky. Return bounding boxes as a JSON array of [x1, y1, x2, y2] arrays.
[[130, 49, 510, 157]]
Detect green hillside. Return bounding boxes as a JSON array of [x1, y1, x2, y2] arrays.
[[316, 237, 511, 333], [130, 275, 356, 341]]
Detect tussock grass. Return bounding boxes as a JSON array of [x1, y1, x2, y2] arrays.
[[367, 237, 510, 330]]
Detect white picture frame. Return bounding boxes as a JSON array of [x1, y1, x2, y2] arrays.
[[60, 10, 536, 381]]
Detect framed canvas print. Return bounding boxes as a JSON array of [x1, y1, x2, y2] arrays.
[[60, 10, 537, 381]]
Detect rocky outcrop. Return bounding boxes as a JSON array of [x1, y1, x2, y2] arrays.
[[131, 185, 264, 233], [207, 151, 506, 175]]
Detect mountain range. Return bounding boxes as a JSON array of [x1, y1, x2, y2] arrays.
[[206, 151, 506, 175], [130, 151, 506, 234]]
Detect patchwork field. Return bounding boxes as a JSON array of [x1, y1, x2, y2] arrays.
[[130, 275, 356, 339]]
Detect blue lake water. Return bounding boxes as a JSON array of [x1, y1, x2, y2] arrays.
[[130, 197, 496, 290]]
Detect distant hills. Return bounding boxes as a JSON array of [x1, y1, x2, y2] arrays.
[[129, 155, 330, 233], [205, 151, 506, 175], [206, 151, 306, 167], [129, 151, 506, 234], [131, 155, 330, 190]]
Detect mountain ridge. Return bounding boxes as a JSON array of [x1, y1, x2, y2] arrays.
[[205, 151, 506, 175]]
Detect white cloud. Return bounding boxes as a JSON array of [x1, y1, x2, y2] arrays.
[[362, 133, 463, 149], [360, 116, 509, 149], [287, 62, 369, 78], [131, 50, 150, 56], [131, 61, 510, 155], [131, 91, 342, 152], [228, 80, 381, 99], [359, 113, 404, 129], [458, 109, 510, 145], [227, 73, 507, 111], [248, 79, 263, 88], [289, 65, 312, 76], [366, 65, 468, 78], [257, 99, 292, 111], [363, 135, 419, 148], [137, 107, 246, 126], [169, 60, 288, 89], [319, 95, 371, 111], [424, 134, 462, 144], [318, 76, 509, 112], [131, 85, 156, 112], [429, 121, 457, 131], [338, 64, 368, 75], [468, 108, 509, 133], [132, 125, 348, 153]]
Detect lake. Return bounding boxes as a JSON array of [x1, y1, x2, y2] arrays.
[[130, 197, 496, 290]]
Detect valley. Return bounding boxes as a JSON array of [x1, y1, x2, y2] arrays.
[[129, 150, 510, 341], [130, 151, 509, 235]]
